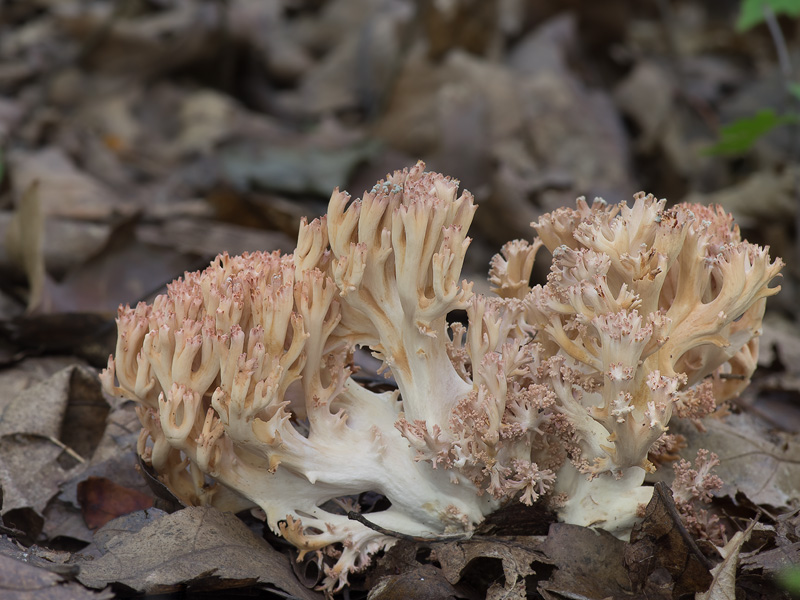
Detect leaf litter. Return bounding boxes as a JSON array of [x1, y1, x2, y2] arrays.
[[1, 1, 800, 598]]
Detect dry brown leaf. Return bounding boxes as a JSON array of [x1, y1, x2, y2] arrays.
[[168, 90, 237, 158], [626, 484, 712, 598], [697, 526, 754, 600], [76, 477, 153, 531], [758, 314, 800, 373], [0, 364, 121, 534], [0, 365, 107, 518], [367, 564, 462, 600], [136, 219, 295, 258], [51, 239, 202, 314], [57, 2, 217, 78], [669, 413, 800, 509], [538, 523, 633, 600], [0, 553, 113, 600], [74, 507, 322, 599], [0, 438, 74, 518], [435, 537, 546, 599], [219, 137, 380, 196], [741, 542, 800, 577], [681, 168, 797, 230], [0, 365, 72, 439]]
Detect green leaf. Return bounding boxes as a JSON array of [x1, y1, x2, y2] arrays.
[[778, 567, 800, 594], [789, 82, 800, 100], [737, 0, 800, 31], [704, 109, 797, 156]]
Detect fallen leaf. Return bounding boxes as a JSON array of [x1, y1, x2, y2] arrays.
[[668, 413, 800, 509], [367, 564, 462, 600], [682, 167, 797, 230], [220, 137, 380, 196], [626, 483, 712, 598], [614, 60, 676, 151], [758, 314, 800, 374], [435, 537, 546, 599], [0, 212, 113, 280], [41, 500, 94, 546], [0, 553, 113, 600], [51, 238, 204, 314], [0, 365, 114, 528], [77, 477, 153, 530], [73, 507, 322, 599], [136, 219, 295, 258], [8, 148, 130, 220], [168, 90, 238, 158], [538, 523, 633, 600], [0, 314, 115, 367], [0, 365, 92, 518], [0, 365, 72, 439], [697, 526, 754, 600], [741, 542, 800, 577], [0, 434, 77, 521], [0, 535, 77, 578]]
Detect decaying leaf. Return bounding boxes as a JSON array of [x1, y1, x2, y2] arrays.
[[73, 507, 321, 599], [8, 148, 130, 221], [76, 477, 153, 530], [697, 526, 754, 600], [538, 523, 633, 600], [741, 511, 800, 578], [625, 483, 713, 598], [435, 537, 547, 599], [0, 366, 92, 518], [219, 137, 381, 196], [0, 552, 112, 600], [135, 219, 295, 258], [367, 564, 462, 600], [669, 413, 800, 509]]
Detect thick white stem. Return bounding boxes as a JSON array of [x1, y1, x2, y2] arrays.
[[555, 463, 653, 539]]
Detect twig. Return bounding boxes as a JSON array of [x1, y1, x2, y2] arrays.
[[46, 435, 85, 464], [346, 511, 471, 543], [0, 523, 26, 538]]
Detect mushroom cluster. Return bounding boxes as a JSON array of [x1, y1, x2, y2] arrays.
[[102, 162, 782, 590]]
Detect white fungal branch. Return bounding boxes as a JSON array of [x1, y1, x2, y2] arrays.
[[102, 164, 782, 591]]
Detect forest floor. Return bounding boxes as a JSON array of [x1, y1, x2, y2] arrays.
[[1, 1, 800, 599]]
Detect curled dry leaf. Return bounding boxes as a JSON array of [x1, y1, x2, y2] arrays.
[[697, 525, 755, 600]]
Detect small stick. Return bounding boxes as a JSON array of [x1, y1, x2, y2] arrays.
[[346, 511, 470, 543], [47, 435, 85, 464]]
